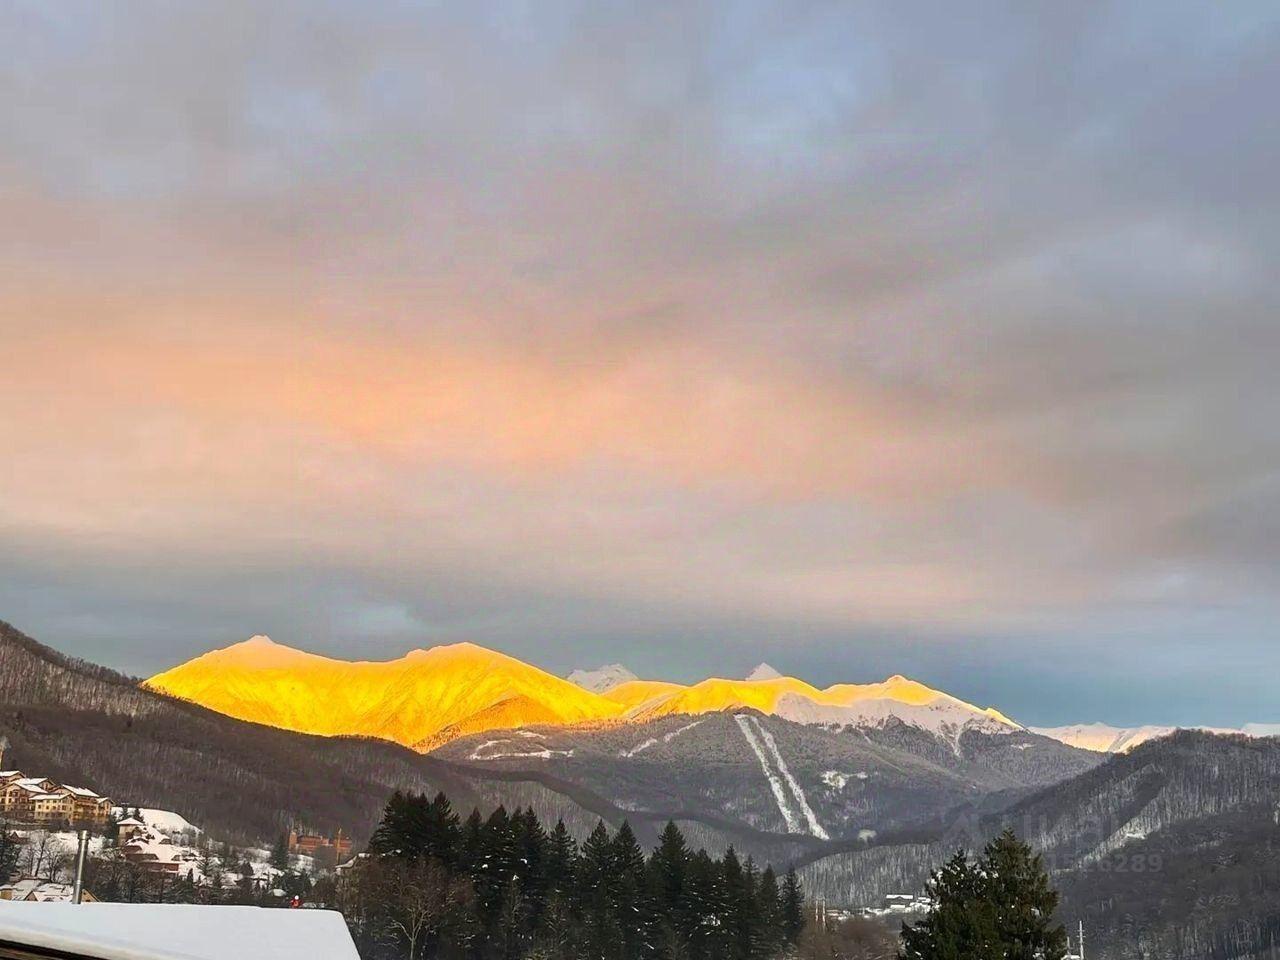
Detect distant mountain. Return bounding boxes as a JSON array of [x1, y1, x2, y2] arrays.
[[432, 708, 1100, 846], [1032, 720, 1280, 753], [146, 638, 1023, 751], [567, 663, 637, 693], [633, 674, 1018, 741]]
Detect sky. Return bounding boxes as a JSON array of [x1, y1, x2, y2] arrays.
[[1, 1, 1278, 727]]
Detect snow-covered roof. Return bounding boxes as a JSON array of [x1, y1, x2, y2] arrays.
[[62, 786, 101, 798], [32, 793, 69, 802], [118, 817, 145, 826], [0, 879, 80, 903], [0, 903, 359, 960]]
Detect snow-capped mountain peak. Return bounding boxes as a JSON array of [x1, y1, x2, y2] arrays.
[[1031, 721, 1280, 753], [745, 662, 783, 681], [566, 663, 638, 693]]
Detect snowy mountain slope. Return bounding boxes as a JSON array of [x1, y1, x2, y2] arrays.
[[433, 709, 1101, 845], [1030, 720, 1279, 753], [567, 664, 637, 693], [148, 637, 1025, 750], [745, 663, 783, 681], [146, 637, 626, 750]]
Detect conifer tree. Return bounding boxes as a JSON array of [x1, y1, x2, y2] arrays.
[[981, 830, 1067, 960], [459, 808, 485, 873], [0, 822, 20, 884], [269, 832, 290, 872], [684, 851, 721, 960], [899, 832, 1066, 960], [546, 819, 578, 900], [650, 821, 691, 954], [612, 821, 652, 960], [779, 867, 805, 946], [755, 866, 783, 960], [580, 820, 622, 960]]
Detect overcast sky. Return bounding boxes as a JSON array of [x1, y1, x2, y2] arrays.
[[2, 1, 1278, 726]]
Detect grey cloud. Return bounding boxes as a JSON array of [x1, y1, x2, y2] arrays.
[[2, 1, 1278, 724]]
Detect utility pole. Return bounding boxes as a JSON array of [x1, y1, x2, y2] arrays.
[[1079, 919, 1086, 960], [71, 830, 89, 904]]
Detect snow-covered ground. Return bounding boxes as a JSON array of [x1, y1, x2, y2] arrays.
[[0, 903, 359, 960], [110, 808, 199, 836], [820, 770, 867, 789], [468, 739, 574, 761]]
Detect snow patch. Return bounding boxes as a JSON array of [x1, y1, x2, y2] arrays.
[[468, 740, 574, 761], [820, 770, 864, 789]]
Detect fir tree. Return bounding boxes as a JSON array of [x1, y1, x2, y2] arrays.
[[612, 821, 652, 960], [779, 867, 805, 946], [546, 819, 578, 900], [982, 830, 1067, 960], [899, 832, 1066, 960], [0, 821, 19, 884], [269, 832, 290, 872], [754, 866, 783, 960]]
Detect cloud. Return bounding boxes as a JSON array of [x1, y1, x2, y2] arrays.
[[1, 1, 1278, 723]]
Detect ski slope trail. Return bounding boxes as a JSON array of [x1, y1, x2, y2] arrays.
[[733, 714, 803, 833], [751, 716, 829, 839], [619, 719, 705, 758]]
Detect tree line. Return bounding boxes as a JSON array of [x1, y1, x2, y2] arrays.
[[337, 790, 808, 960]]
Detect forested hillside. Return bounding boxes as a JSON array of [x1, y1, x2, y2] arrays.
[[0, 619, 461, 841], [340, 791, 809, 960], [803, 732, 1280, 960]]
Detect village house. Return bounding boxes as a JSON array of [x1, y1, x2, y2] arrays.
[[120, 828, 201, 876], [0, 763, 111, 826], [30, 793, 75, 823], [0, 877, 99, 902], [288, 828, 352, 861]]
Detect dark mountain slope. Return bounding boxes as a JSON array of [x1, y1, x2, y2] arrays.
[[432, 706, 1101, 844], [802, 732, 1280, 960], [0, 620, 613, 845]]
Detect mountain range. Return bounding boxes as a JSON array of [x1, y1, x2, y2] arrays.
[[1030, 721, 1280, 753], [147, 638, 1277, 758], [145, 637, 1023, 753], [5, 619, 1280, 959]]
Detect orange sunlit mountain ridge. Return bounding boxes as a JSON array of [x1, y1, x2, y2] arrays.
[[143, 636, 1021, 751]]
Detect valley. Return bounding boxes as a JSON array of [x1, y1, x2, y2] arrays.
[[4, 618, 1278, 959]]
